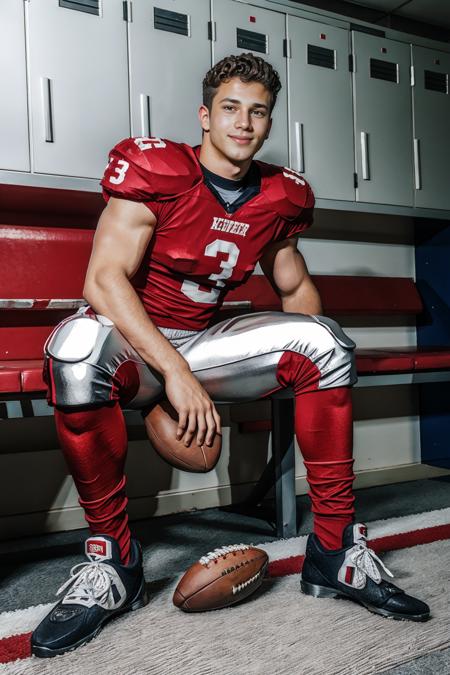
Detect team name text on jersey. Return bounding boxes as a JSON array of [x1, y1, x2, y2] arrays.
[[210, 217, 250, 238]]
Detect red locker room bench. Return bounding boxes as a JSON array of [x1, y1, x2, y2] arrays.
[[2, 224, 450, 537]]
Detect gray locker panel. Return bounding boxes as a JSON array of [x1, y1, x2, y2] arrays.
[[288, 16, 354, 201], [353, 32, 413, 207], [129, 0, 210, 147], [28, 0, 129, 179], [412, 45, 450, 210], [0, 0, 30, 172], [212, 0, 288, 166]]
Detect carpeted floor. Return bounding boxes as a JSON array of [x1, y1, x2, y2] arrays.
[[0, 477, 449, 673]]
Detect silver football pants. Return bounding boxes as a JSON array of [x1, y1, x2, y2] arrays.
[[44, 307, 357, 408]]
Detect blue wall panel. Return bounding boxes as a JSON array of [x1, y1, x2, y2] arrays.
[[415, 219, 450, 469]]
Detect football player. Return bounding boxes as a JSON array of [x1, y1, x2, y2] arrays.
[[32, 54, 429, 657]]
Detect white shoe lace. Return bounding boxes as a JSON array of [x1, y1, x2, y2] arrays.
[[348, 541, 394, 590], [56, 556, 123, 610]]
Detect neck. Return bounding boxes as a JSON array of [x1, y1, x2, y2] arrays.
[[199, 136, 252, 180]]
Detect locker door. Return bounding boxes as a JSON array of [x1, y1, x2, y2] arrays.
[[288, 16, 354, 201], [212, 0, 288, 166], [412, 45, 450, 210], [28, 0, 129, 178], [0, 0, 30, 171], [353, 32, 413, 206], [129, 1, 211, 147]]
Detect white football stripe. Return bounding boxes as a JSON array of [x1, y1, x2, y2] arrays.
[[256, 507, 450, 562]]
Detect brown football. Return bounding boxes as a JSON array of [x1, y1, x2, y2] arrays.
[[144, 399, 222, 473], [173, 544, 269, 612]]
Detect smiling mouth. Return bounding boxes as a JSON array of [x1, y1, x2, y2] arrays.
[[229, 135, 253, 144]]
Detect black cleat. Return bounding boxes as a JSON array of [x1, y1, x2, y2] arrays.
[[301, 523, 430, 622], [31, 535, 148, 658]]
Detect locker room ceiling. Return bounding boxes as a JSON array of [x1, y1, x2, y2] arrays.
[[343, 1, 450, 29]]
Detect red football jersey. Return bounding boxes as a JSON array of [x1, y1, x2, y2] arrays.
[[101, 137, 314, 330]]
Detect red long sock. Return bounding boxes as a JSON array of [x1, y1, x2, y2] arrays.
[[54, 403, 131, 564], [276, 351, 355, 549]]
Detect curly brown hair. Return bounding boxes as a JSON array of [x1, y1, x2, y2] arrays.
[[203, 53, 281, 113]]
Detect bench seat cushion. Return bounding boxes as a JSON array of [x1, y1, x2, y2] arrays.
[[0, 360, 45, 394], [3, 347, 450, 396]]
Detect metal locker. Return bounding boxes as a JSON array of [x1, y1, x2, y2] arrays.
[[129, 0, 211, 147], [412, 45, 450, 210], [0, 0, 30, 172], [27, 0, 130, 179], [352, 31, 413, 206], [288, 15, 354, 201], [211, 0, 288, 166]]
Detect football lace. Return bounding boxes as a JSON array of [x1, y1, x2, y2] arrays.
[[199, 543, 250, 566], [232, 571, 261, 595]]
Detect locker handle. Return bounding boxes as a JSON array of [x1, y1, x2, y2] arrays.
[[360, 131, 370, 180], [41, 77, 54, 143], [294, 122, 304, 173], [139, 94, 151, 137], [413, 138, 421, 190]]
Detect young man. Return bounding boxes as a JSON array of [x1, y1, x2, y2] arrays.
[[32, 54, 429, 657]]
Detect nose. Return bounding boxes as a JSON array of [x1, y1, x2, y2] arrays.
[[235, 110, 252, 130]]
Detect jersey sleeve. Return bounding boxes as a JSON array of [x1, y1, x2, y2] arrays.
[[281, 180, 315, 239], [100, 137, 202, 203]]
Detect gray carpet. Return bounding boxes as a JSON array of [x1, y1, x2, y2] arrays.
[[1, 540, 449, 675], [0, 477, 449, 674]]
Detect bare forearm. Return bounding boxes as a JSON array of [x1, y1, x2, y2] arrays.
[[281, 279, 323, 315], [83, 273, 188, 378]]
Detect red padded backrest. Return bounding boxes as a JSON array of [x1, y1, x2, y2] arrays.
[[0, 225, 423, 360], [225, 274, 423, 315], [0, 225, 93, 299]]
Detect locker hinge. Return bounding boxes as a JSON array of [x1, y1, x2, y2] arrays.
[[353, 173, 358, 189], [283, 39, 291, 59], [410, 65, 415, 87], [348, 54, 354, 73], [208, 21, 216, 42], [123, 1, 132, 22]]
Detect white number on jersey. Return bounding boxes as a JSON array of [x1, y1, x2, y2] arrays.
[[109, 159, 130, 185], [134, 137, 167, 151], [283, 167, 306, 186], [181, 240, 240, 305]]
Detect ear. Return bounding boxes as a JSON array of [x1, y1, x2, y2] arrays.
[[198, 104, 210, 132], [265, 118, 273, 140]]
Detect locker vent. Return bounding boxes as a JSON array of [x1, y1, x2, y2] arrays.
[[59, 0, 99, 15], [154, 7, 189, 36], [370, 58, 398, 83], [237, 28, 267, 54], [424, 70, 448, 94], [307, 44, 335, 70]]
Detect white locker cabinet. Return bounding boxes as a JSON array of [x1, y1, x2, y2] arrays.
[[288, 16, 355, 201], [352, 31, 414, 207], [27, 0, 130, 179], [212, 0, 288, 166], [129, 0, 210, 147], [0, 0, 30, 171], [412, 45, 450, 210]]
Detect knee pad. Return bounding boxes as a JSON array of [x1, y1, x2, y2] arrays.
[[308, 315, 357, 389], [44, 313, 114, 407]]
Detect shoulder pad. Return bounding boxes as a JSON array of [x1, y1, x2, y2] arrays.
[[257, 163, 314, 219], [101, 137, 203, 201]]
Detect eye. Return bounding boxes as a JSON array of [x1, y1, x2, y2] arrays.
[[252, 110, 266, 117], [223, 105, 236, 112]]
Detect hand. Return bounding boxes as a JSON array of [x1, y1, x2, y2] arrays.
[[164, 368, 221, 448]]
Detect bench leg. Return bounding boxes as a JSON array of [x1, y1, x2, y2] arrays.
[[272, 398, 297, 538]]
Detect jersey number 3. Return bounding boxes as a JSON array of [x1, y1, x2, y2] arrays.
[[181, 240, 240, 304]]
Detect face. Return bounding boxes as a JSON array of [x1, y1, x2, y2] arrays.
[[199, 77, 273, 165]]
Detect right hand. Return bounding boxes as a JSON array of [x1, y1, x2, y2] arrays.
[[164, 367, 221, 448]]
